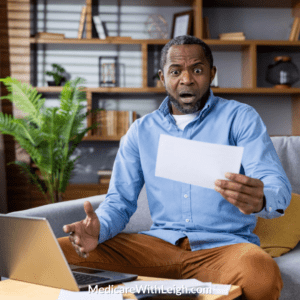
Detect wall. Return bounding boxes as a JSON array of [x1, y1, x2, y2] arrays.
[[33, 2, 296, 183]]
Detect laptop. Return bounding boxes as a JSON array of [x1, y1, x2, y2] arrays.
[[0, 214, 137, 291]]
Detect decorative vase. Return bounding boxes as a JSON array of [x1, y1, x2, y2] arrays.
[[266, 56, 300, 88]]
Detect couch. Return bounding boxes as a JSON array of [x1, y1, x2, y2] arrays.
[[3, 136, 300, 300]]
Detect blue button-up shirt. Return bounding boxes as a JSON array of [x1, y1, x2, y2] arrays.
[[96, 90, 292, 251]]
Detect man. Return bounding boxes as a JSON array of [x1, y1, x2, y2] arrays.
[[59, 35, 291, 300]]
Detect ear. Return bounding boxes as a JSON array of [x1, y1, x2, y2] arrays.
[[210, 66, 217, 84], [158, 69, 165, 86]]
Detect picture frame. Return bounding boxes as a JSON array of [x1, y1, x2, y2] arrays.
[[171, 10, 193, 39], [99, 56, 119, 87]]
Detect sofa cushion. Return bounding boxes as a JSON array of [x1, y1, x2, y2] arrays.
[[270, 136, 300, 194], [253, 193, 300, 257], [274, 241, 300, 300], [8, 195, 106, 238]]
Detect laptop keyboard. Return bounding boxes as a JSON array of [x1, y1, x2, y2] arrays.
[[73, 272, 111, 285]]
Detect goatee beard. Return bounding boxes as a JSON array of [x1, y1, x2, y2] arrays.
[[168, 88, 211, 114]]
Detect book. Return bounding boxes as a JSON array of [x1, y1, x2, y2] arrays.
[[219, 36, 246, 41], [93, 110, 107, 136], [97, 170, 112, 185], [106, 110, 117, 136], [289, 17, 300, 41], [35, 32, 65, 39], [97, 170, 113, 176], [78, 6, 87, 39], [219, 32, 244, 38], [93, 15, 106, 39], [219, 32, 245, 41], [93, 110, 136, 137], [99, 175, 111, 185], [202, 17, 210, 39]]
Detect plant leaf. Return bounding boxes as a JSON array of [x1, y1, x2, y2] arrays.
[[0, 77, 45, 126], [59, 157, 78, 193], [9, 161, 48, 202]]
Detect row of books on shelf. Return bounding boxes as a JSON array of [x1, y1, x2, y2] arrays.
[[35, 7, 132, 41], [92, 110, 136, 137], [78, 6, 106, 39]]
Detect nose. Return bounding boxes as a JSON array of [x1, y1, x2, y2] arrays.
[[180, 70, 194, 85]]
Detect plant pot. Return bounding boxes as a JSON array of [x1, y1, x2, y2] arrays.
[[47, 79, 66, 86], [47, 81, 56, 86]]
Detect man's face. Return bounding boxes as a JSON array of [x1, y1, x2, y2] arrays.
[[159, 44, 216, 115]]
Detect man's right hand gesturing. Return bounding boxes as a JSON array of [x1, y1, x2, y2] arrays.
[[63, 201, 100, 258]]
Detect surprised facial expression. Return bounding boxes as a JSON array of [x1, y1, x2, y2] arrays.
[[159, 44, 216, 115]]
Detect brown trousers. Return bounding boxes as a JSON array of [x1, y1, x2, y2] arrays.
[[58, 233, 282, 300]]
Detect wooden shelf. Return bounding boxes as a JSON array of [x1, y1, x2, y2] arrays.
[[30, 37, 170, 45], [30, 37, 300, 47], [83, 135, 123, 141], [212, 87, 300, 94], [35, 86, 300, 95], [35, 86, 166, 93], [86, 87, 166, 93], [203, 0, 296, 8]]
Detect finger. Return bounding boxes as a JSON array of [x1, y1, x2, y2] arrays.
[[73, 243, 87, 258], [69, 233, 76, 244], [215, 179, 254, 196], [225, 196, 253, 215], [215, 186, 251, 205], [225, 173, 264, 187], [216, 186, 263, 214], [63, 224, 76, 233], [84, 201, 97, 218]]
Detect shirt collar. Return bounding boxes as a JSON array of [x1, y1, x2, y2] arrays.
[[159, 89, 217, 117]]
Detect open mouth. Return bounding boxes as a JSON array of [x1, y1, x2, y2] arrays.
[[179, 92, 195, 103]]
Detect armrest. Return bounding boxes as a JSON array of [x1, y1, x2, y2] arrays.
[[8, 195, 106, 238]]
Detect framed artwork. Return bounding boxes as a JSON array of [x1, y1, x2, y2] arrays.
[[99, 56, 119, 87], [171, 10, 193, 38]]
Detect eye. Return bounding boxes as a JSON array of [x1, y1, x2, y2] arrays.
[[194, 68, 202, 74], [170, 70, 180, 76]]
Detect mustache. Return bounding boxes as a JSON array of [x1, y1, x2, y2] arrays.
[[167, 89, 210, 114]]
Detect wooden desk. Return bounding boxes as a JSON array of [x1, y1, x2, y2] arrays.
[[0, 277, 242, 300]]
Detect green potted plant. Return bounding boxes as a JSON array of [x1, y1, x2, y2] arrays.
[[45, 63, 67, 86], [0, 77, 94, 203]]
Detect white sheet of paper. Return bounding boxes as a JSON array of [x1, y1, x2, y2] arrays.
[[211, 283, 232, 295], [155, 134, 244, 190], [57, 289, 123, 300]]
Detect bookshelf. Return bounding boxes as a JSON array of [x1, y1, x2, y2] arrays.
[[4, 0, 300, 211]]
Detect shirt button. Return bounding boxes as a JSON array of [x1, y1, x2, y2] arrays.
[[184, 194, 188, 198], [186, 219, 190, 223], [269, 207, 272, 212]]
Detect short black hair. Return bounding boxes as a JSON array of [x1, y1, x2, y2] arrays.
[[160, 35, 214, 70]]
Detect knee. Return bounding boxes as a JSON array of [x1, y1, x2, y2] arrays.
[[58, 236, 71, 253], [238, 249, 282, 300], [57, 236, 78, 263]]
